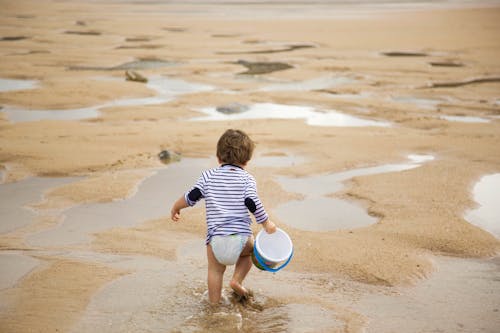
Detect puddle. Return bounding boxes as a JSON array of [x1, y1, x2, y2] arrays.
[[259, 76, 355, 92], [253, 153, 307, 168], [74, 269, 292, 333], [391, 96, 443, 110], [27, 158, 212, 247], [0, 253, 40, 290], [465, 173, 500, 238], [1, 76, 214, 122], [439, 115, 490, 123], [191, 103, 391, 127], [218, 43, 315, 55], [2, 106, 101, 122], [0, 177, 77, 234], [63, 246, 297, 333], [324, 91, 371, 100], [274, 155, 434, 231], [354, 256, 500, 333], [68, 58, 176, 71], [0, 78, 38, 92]]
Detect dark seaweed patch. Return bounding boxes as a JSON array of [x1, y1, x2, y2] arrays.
[[234, 60, 293, 75]]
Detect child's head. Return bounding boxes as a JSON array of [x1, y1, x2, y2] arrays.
[[217, 129, 255, 166]]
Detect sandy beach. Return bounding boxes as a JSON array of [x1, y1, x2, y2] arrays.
[[1, 0, 499, 332]]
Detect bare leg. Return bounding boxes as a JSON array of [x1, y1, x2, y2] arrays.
[[230, 237, 254, 297], [207, 244, 226, 304]]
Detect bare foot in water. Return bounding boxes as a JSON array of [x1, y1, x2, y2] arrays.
[[230, 280, 253, 303]]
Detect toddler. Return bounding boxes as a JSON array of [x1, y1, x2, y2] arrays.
[[170, 129, 276, 304]]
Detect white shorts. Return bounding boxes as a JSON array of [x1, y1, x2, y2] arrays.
[[210, 234, 248, 265]]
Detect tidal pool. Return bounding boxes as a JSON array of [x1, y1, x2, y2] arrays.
[[0, 78, 38, 92], [274, 155, 434, 231], [439, 115, 490, 123], [391, 96, 443, 110], [27, 159, 212, 247], [0, 177, 77, 234], [465, 173, 500, 238], [0, 253, 40, 290], [191, 103, 391, 127], [253, 153, 307, 168], [259, 76, 355, 92], [1, 76, 214, 123]]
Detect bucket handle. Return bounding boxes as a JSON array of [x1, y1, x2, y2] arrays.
[[253, 247, 293, 273]]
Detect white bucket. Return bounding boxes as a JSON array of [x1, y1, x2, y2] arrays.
[[252, 228, 293, 272]]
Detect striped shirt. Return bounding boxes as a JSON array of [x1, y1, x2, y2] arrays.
[[184, 164, 269, 244]]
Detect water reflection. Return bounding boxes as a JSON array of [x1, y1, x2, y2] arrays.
[[191, 103, 391, 127], [1, 76, 214, 123], [0, 78, 38, 92], [274, 155, 434, 231], [465, 173, 500, 238]]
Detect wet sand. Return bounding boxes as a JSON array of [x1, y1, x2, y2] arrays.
[[1, 0, 500, 332]]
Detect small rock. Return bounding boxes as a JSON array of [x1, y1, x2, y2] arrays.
[[158, 150, 180, 164], [125, 70, 148, 83], [216, 103, 249, 114]]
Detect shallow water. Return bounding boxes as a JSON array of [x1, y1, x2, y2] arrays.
[[0, 177, 77, 234], [439, 115, 491, 123], [354, 256, 500, 333], [27, 159, 212, 247], [1, 76, 214, 123], [191, 103, 391, 127], [68, 59, 176, 71], [274, 155, 434, 231], [0, 78, 38, 92], [253, 153, 307, 168], [391, 96, 443, 110], [0, 253, 40, 290], [259, 76, 355, 92], [65, 244, 323, 333], [465, 173, 500, 238]]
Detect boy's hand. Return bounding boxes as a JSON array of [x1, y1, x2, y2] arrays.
[[263, 220, 276, 234], [171, 196, 189, 222], [171, 208, 181, 222]]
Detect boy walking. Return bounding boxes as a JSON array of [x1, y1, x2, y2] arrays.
[[170, 129, 276, 304]]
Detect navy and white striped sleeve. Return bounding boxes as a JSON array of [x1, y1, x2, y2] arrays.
[[244, 175, 269, 223], [184, 171, 208, 206]]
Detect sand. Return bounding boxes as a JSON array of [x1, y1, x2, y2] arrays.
[[0, 0, 499, 332]]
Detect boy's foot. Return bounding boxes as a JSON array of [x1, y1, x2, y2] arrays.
[[231, 289, 254, 304], [230, 279, 254, 303], [229, 280, 249, 297]]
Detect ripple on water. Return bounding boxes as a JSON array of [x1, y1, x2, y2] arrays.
[[173, 290, 290, 333]]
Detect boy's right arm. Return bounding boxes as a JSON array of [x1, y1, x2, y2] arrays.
[[171, 195, 189, 222]]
